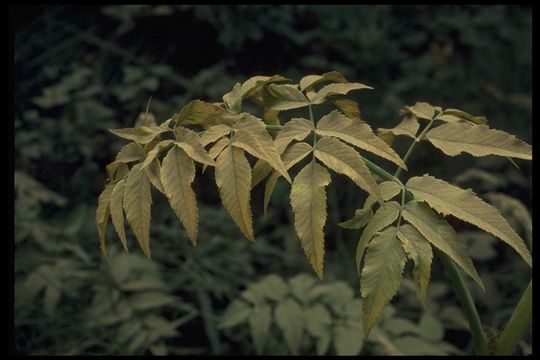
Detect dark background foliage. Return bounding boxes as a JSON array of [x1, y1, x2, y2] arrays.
[[13, 5, 531, 355]]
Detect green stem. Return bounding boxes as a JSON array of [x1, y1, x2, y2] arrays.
[[265, 124, 283, 131], [494, 280, 532, 355], [394, 118, 435, 178], [437, 249, 490, 355], [361, 156, 404, 187]]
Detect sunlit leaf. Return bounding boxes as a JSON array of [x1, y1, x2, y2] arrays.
[[299, 71, 348, 91], [273, 118, 313, 154], [309, 83, 373, 105], [109, 126, 168, 144], [265, 84, 309, 111]]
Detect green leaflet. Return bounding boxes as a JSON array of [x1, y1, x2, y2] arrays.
[[275, 299, 304, 355], [290, 160, 331, 279], [316, 110, 407, 170], [424, 123, 532, 160], [309, 83, 373, 105], [232, 115, 291, 182], [314, 136, 382, 203], [355, 201, 401, 274], [96, 183, 115, 256], [110, 179, 128, 252], [361, 227, 407, 335], [174, 100, 232, 127], [401, 201, 484, 291], [406, 174, 531, 266], [161, 146, 198, 246], [200, 124, 231, 146], [215, 145, 254, 241], [396, 224, 433, 308], [123, 163, 153, 257], [265, 83, 309, 111], [273, 118, 313, 154], [249, 304, 272, 354]]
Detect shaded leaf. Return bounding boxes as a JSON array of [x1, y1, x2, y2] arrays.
[[141, 140, 173, 169], [275, 299, 304, 355], [377, 115, 420, 141], [316, 110, 406, 169], [418, 312, 444, 341], [144, 158, 165, 194], [333, 98, 360, 119], [223, 82, 242, 112], [397, 224, 433, 307], [441, 108, 487, 125], [161, 147, 198, 246], [220, 300, 252, 328], [299, 71, 348, 91], [96, 183, 114, 256], [424, 123, 532, 160], [361, 227, 406, 335], [290, 160, 331, 279], [333, 322, 364, 355], [215, 145, 254, 241], [402, 201, 484, 290], [338, 207, 373, 229], [174, 100, 232, 127], [265, 84, 309, 111], [303, 304, 332, 337], [110, 179, 128, 252], [406, 174, 531, 266], [115, 142, 144, 163], [249, 304, 272, 354], [208, 137, 229, 160]]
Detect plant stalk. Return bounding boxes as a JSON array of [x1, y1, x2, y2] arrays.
[[493, 280, 532, 355], [394, 117, 435, 178]]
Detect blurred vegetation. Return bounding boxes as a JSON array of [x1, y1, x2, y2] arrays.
[[13, 5, 531, 355]]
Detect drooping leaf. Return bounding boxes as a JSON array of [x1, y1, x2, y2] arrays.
[[241, 74, 290, 98], [106, 161, 129, 182], [333, 98, 360, 119], [115, 142, 144, 163], [109, 126, 168, 144], [309, 83, 373, 105], [141, 140, 173, 169], [338, 207, 373, 229], [264, 84, 309, 111], [362, 181, 403, 210], [316, 110, 407, 169], [377, 115, 420, 141], [174, 127, 215, 166], [401, 201, 484, 290], [299, 71, 348, 91], [263, 142, 313, 215], [96, 183, 114, 256], [361, 227, 407, 335], [424, 123, 532, 160], [249, 304, 272, 355], [110, 179, 128, 252], [161, 147, 198, 246], [396, 224, 433, 307], [290, 160, 331, 279], [223, 82, 242, 112], [440, 108, 487, 125], [200, 124, 231, 146], [273, 118, 313, 153], [123, 163, 153, 257], [251, 159, 273, 189], [232, 115, 291, 182], [275, 299, 304, 355], [355, 201, 401, 274], [144, 159, 165, 194], [314, 136, 381, 202], [406, 174, 531, 266], [215, 145, 254, 241]]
